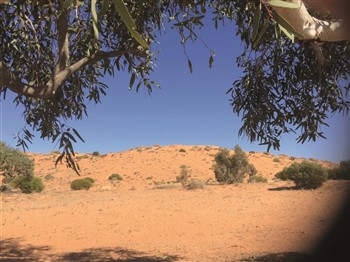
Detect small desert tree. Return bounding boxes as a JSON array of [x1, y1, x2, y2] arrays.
[[275, 160, 328, 189], [214, 145, 257, 183]]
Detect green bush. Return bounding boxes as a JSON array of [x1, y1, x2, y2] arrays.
[[248, 175, 268, 183], [328, 160, 350, 180], [16, 176, 45, 194], [109, 173, 123, 181], [275, 161, 328, 189], [0, 141, 34, 180], [213, 145, 257, 183], [71, 178, 93, 190]]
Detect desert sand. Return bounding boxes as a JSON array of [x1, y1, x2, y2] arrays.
[[1, 145, 349, 261]]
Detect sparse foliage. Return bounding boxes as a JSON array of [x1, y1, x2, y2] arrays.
[[275, 160, 328, 189], [328, 160, 350, 180], [213, 145, 257, 183], [176, 165, 191, 185]]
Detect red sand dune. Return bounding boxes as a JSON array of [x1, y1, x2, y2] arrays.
[[1, 145, 349, 261]]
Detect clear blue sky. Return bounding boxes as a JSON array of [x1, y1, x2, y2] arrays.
[[1, 19, 349, 163]]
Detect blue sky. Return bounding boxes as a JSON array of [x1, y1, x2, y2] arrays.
[[1, 19, 349, 163]]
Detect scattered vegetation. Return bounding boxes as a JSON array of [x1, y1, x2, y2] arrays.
[[248, 175, 268, 183], [70, 178, 94, 190], [179, 148, 186, 153], [109, 173, 123, 181], [176, 165, 191, 185], [76, 155, 89, 160], [275, 161, 328, 189], [328, 160, 350, 180], [213, 145, 257, 184]]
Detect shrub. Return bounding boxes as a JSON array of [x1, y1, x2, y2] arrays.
[[0, 141, 34, 180], [16, 176, 45, 194], [91, 151, 100, 156], [328, 160, 350, 180], [109, 173, 123, 181], [213, 145, 257, 183], [176, 165, 191, 185], [71, 178, 93, 190], [248, 175, 268, 183], [275, 161, 328, 189], [185, 179, 205, 190], [44, 174, 55, 180], [273, 157, 281, 163], [179, 148, 186, 153]]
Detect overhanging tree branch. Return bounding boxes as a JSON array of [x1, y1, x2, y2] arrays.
[[270, 0, 350, 41], [1, 49, 146, 98]]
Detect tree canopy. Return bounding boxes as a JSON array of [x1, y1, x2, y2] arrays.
[[1, 0, 349, 174]]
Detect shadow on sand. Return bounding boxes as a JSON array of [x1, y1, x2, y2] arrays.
[[239, 252, 311, 262], [0, 238, 182, 262]]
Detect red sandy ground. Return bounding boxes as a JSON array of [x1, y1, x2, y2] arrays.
[[1, 145, 349, 261]]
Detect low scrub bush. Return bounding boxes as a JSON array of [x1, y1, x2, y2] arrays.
[[109, 173, 123, 181], [328, 160, 350, 180], [275, 161, 328, 189], [185, 179, 206, 190], [16, 176, 45, 194], [248, 175, 268, 183], [71, 178, 94, 190], [213, 145, 257, 184]]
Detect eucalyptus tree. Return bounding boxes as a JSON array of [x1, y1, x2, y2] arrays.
[[1, 0, 349, 174]]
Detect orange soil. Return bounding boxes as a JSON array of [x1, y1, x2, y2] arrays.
[[1, 145, 349, 261]]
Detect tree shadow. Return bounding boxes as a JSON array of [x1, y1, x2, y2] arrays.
[[239, 252, 311, 262], [0, 238, 182, 262], [0, 238, 52, 261], [268, 186, 297, 191], [56, 248, 182, 262]]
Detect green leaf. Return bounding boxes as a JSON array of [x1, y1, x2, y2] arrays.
[[73, 128, 85, 143], [272, 11, 304, 40], [187, 59, 193, 74], [268, 0, 300, 9], [112, 0, 149, 48], [129, 72, 136, 90], [91, 0, 99, 41], [253, 19, 269, 49], [279, 24, 294, 42], [251, 3, 261, 42]]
